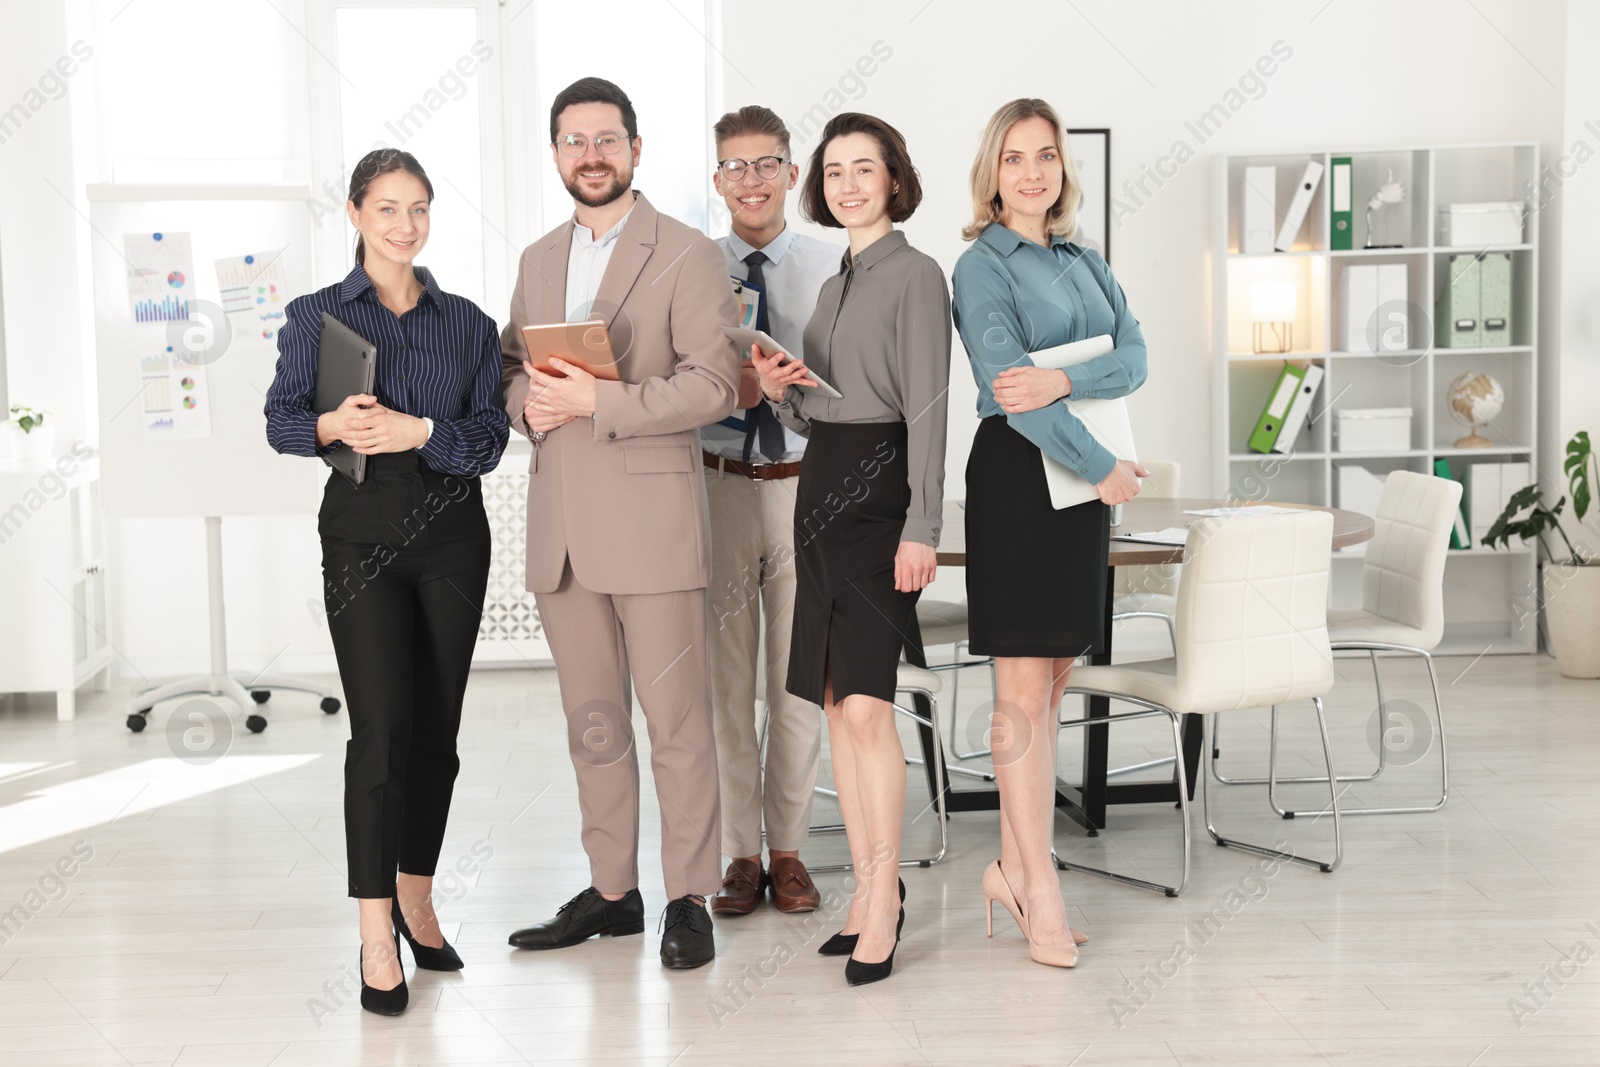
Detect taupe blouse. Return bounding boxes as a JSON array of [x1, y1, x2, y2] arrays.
[[771, 230, 952, 547]]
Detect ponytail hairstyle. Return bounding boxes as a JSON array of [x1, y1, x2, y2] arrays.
[[347, 148, 435, 266]]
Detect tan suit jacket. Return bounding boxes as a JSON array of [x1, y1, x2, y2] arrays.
[[502, 193, 740, 595]]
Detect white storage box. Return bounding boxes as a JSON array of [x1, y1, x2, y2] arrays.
[[1336, 407, 1412, 452], [1438, 202, 1524, 247]]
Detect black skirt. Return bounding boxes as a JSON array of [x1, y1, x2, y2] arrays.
[[786, 421, 918, 705], [965, 415, 1109, 658]]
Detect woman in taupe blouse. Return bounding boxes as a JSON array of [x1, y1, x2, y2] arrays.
[[752, 112, 952, 987]]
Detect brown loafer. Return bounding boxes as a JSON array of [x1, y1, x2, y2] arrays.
[[710, 858, 766, 916], [767, 856, 821, 913]]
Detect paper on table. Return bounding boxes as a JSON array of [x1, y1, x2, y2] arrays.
[[1182, 505, 1305, 517], [1111, 527, 1190, 546]]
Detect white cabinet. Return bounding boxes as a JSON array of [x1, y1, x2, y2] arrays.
[[0, 455, 110, 719]]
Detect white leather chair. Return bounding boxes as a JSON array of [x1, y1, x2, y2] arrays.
[[808, 664, 951, 870], [1112, 460, 1183, 651], [1055, 511, 1342, 897], [1214, 470, 1461, 817]]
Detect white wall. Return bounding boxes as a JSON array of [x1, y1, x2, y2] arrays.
[[717, 0, 1568, 502], [1554, 0, 1600, 555], [715, 0, 1567, 608], [2, 0, 1582, 680], [0, 0, 97, 449]]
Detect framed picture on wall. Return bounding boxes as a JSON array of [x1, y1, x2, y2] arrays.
[[1067, 128, 1110, 264]]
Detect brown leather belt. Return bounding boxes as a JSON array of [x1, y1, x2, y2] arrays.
[[702, 452, 801, 480]]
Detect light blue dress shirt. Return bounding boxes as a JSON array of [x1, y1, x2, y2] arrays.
[[951, 223, 1148, 485], [698, 224, 843, 461]]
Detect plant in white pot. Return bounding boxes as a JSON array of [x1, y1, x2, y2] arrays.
[[5, 405, 54, 463], [1483, 431, 1600, 678]]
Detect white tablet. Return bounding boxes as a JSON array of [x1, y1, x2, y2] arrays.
[[720, 325, 844, 400]]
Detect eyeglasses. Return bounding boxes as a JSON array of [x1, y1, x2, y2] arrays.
[[717, 156, 788, 181], [556, 133, 630, 157]]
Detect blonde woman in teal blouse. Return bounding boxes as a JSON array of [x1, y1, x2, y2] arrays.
[[952, 98, 1149, 969]]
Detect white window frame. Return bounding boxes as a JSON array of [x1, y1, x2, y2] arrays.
[[302, 0, 510, 317]]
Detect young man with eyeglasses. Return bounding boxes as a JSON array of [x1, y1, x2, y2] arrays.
[[500, 77, 741, 970], [700, 106, 842, 919]]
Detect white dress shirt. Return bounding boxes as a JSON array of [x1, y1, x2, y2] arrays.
[[700, 224, 843, 462], [565, 201, 637, 323]]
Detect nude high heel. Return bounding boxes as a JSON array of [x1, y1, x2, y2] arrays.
[[980, 860, 1081, 968]]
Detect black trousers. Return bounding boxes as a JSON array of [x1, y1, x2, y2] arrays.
[[319, 453, 491, 899]]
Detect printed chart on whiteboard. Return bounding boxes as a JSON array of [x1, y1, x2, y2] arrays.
[[125, 231, 195, 323], [215, 250, 288, 342], [137, 345, 212, 440]]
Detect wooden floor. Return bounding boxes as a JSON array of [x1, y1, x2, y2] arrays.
[[2, 648, 1598, 1066]]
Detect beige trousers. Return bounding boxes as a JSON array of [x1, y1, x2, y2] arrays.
[[534, 560, 722, 901], [705, 465, 822, 858]]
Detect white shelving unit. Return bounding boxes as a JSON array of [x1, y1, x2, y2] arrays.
[[0, 456, 112, 718], [1212, 142, 1540, 656]]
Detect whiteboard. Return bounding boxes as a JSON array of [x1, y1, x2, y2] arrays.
[[87, 184, 325, 518]]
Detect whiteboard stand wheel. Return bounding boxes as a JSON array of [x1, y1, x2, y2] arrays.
[[251, 690, 270, 704], [245, 714, 268, 734], [127, 712, 149, 733], [321, 697, 342, 715]]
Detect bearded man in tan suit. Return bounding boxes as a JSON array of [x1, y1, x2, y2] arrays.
[[502, 77, 740, 970]]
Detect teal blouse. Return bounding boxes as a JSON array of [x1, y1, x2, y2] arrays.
[[951, 223, 1148, 484]]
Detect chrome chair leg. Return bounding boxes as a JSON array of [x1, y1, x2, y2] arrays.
[[809, 684, 950, 869], [1206, 699, 1342, 872], [1112, 609, 1176, 654], [1049, 689, 1191, 897], [1271, 646, 1449, 817], [944, 640, 998, 762]]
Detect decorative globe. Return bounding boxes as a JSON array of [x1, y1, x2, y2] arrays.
[[1446, 371, 1504, 448]]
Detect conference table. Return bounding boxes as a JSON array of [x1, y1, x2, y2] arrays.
[[903, 496, 1375, 835]]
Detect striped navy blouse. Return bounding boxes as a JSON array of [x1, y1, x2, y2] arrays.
[[264, 265, 509, 477]]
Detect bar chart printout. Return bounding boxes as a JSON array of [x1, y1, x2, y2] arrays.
[[137, 344, 212, 441], [125, 232, 195, 323], [215, 250, 289, 342]]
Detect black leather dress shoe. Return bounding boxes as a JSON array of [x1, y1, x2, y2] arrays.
[[508, 887, 645, 950], [659, 895, 715, 969]]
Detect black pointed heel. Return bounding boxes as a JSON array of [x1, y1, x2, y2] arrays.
[[819, 877, 904, 956], [845, 880, 904, 986], [392, 899, 464, 971], [844, 942, 898, 986], [359, 933, 409, 1016]]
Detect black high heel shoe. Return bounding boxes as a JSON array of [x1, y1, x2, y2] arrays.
[[844, 886, 904, 987], [819, 878, 905, 957], [392, 899, 464, 971], [359, 932, 408, 1016]]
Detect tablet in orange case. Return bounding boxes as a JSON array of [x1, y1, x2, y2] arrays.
[[520, 320, 622, 381]]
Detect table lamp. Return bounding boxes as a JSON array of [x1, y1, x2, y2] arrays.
[[1250, 280, 1297, 354]]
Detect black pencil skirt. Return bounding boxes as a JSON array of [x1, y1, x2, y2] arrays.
[[786, 421, 919, 706], [965, 415, 1109, 659]]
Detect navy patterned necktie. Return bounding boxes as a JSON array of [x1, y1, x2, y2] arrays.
[[742, 251, 787, 463]]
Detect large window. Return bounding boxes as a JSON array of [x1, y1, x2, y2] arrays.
[[531, 0, 714, 235], [334, 5, 488, 303], [93, 0, 292, 182]]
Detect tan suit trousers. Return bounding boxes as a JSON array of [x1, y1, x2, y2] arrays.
[[705, 466, 821, 857], [535, 561, 722, 901]]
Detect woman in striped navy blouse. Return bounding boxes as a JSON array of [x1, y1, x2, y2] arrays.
[[264, 149, 508, 1016]]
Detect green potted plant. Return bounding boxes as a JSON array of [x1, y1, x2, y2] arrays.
[[5, 405, 54, 463], [1483, 431, 1599, 678]]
